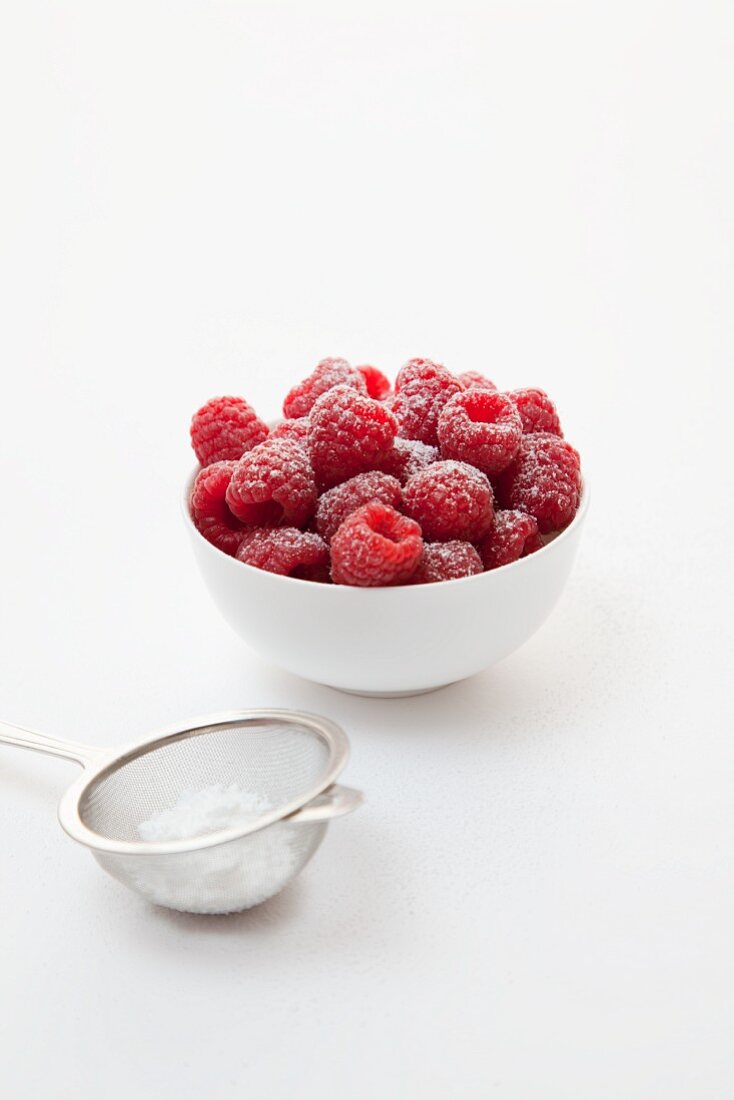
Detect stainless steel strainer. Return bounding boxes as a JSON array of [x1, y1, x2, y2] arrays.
[[0, 709, 363, 914]]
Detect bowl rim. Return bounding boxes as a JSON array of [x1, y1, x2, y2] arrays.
[[182, 465, 589, 593]]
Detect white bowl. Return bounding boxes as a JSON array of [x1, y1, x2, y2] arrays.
[[182, 471, 588, 696]]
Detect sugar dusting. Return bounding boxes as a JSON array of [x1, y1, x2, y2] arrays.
[[237, 526, 328, 578], [379, 437, 439, 483], [227, 437, 317, 527], [316, 470, 402, 541], [496, 432, 580, 533], [392, 360, 463, 445], [308, 384, 397, 486], [283, 358, 365, 419], [436, 389, 522, 477], [138, 783, 274, 842], [412, 540, 483, 583], [133, 783, 302, 911]]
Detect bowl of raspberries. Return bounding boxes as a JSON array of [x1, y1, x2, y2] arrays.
[[184, 358, 587, 695]]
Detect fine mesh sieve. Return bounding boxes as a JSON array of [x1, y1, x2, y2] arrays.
[[0, 710, 363, 914]]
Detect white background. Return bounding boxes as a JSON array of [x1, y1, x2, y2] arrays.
[[0, 2, 732, 1097]]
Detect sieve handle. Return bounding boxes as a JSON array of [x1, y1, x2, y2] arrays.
[[0, 720, 101, 768], [286, 784, 364, 824]]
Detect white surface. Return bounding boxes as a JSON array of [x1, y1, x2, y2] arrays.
[[185, 472, 588, 693], [0, 2, 732, 1097]]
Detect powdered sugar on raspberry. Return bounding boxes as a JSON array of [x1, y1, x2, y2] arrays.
[[458, 371, 497, 392], [411, 541, 483, 584], [480, 509, 543, 570], [237, 527, 329, 580], [271, 417, 310, 447], [508, 388, 563, 436], [315, 471, 402, 542], [226, 438, 317, 528], [438, 389, 522, 476], [187, 362, 582, 584], [308, 385, 397, 488], [283, 358, 366, 419], [403, 460, 495, 543], [330, 501, 423, 586], [495, 432, 581, 533], [378, 438, 439, 484], [392, 359, 463, 446]]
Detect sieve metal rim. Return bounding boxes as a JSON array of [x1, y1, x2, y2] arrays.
[[57, 709, 350, 857]]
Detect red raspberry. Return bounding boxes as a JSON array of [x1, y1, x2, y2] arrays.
[[378, 437, 439, 484], [189, 461, 243, 556], [392, 359, 463, 445], [237, 527, 329, 581], [226, 438, 317, 527], [403, 460, 494, 543], [437, 389, 522, 476], [271, 417, 310, 447], [330, 502, 423, 587], [356, 364, 391, 401], [394, 357, 438, 392], [495, 432, 581, 533], [308, 385, 398, 489], [315, 471, 402, 542], [479, 510, 543, 570], [283, 358, 366, 419], [190, 396, 269, 467], [411, 541, 483, 584], [508, 387, 562, 436], [458, 370, 497, 392]]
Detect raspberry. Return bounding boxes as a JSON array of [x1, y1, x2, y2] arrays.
[[237, 527, 329, 581], [308, 385, 397, 489], [411, 541, 483, 584], [392, 359, 463, 445], [356, 364, 391, 401], [330, 502, 423, 587], [403, 460, 494, 543], [458, 371, 497, 392], [378, 437, 439, 484], [189, 461, 243, 556], [394, 357, 437, 392], [479, 510, 543, 570], [495, 432, 581, 533], [283, 358, 366, 419], [271, 417, 310, 447], [508, 387, 562, 436], [437, 389, 522, 477], [315, 471, 402, 542], [190, 396, 269, 467], [225, 438, 317, 528]]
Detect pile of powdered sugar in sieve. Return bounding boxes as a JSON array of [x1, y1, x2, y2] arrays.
[[130, 783, 301, 911], [137, 783, 274, 842]]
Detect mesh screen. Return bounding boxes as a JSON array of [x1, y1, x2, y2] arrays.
[[79, 720, 330, 842], [93, 821, 328, 914]]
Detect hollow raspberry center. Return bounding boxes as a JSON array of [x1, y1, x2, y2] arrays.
[[205, 487, 241, 530], [372, 516, 401, 543], [465, 396, 500, 425], [220, 505, 242, 531]]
